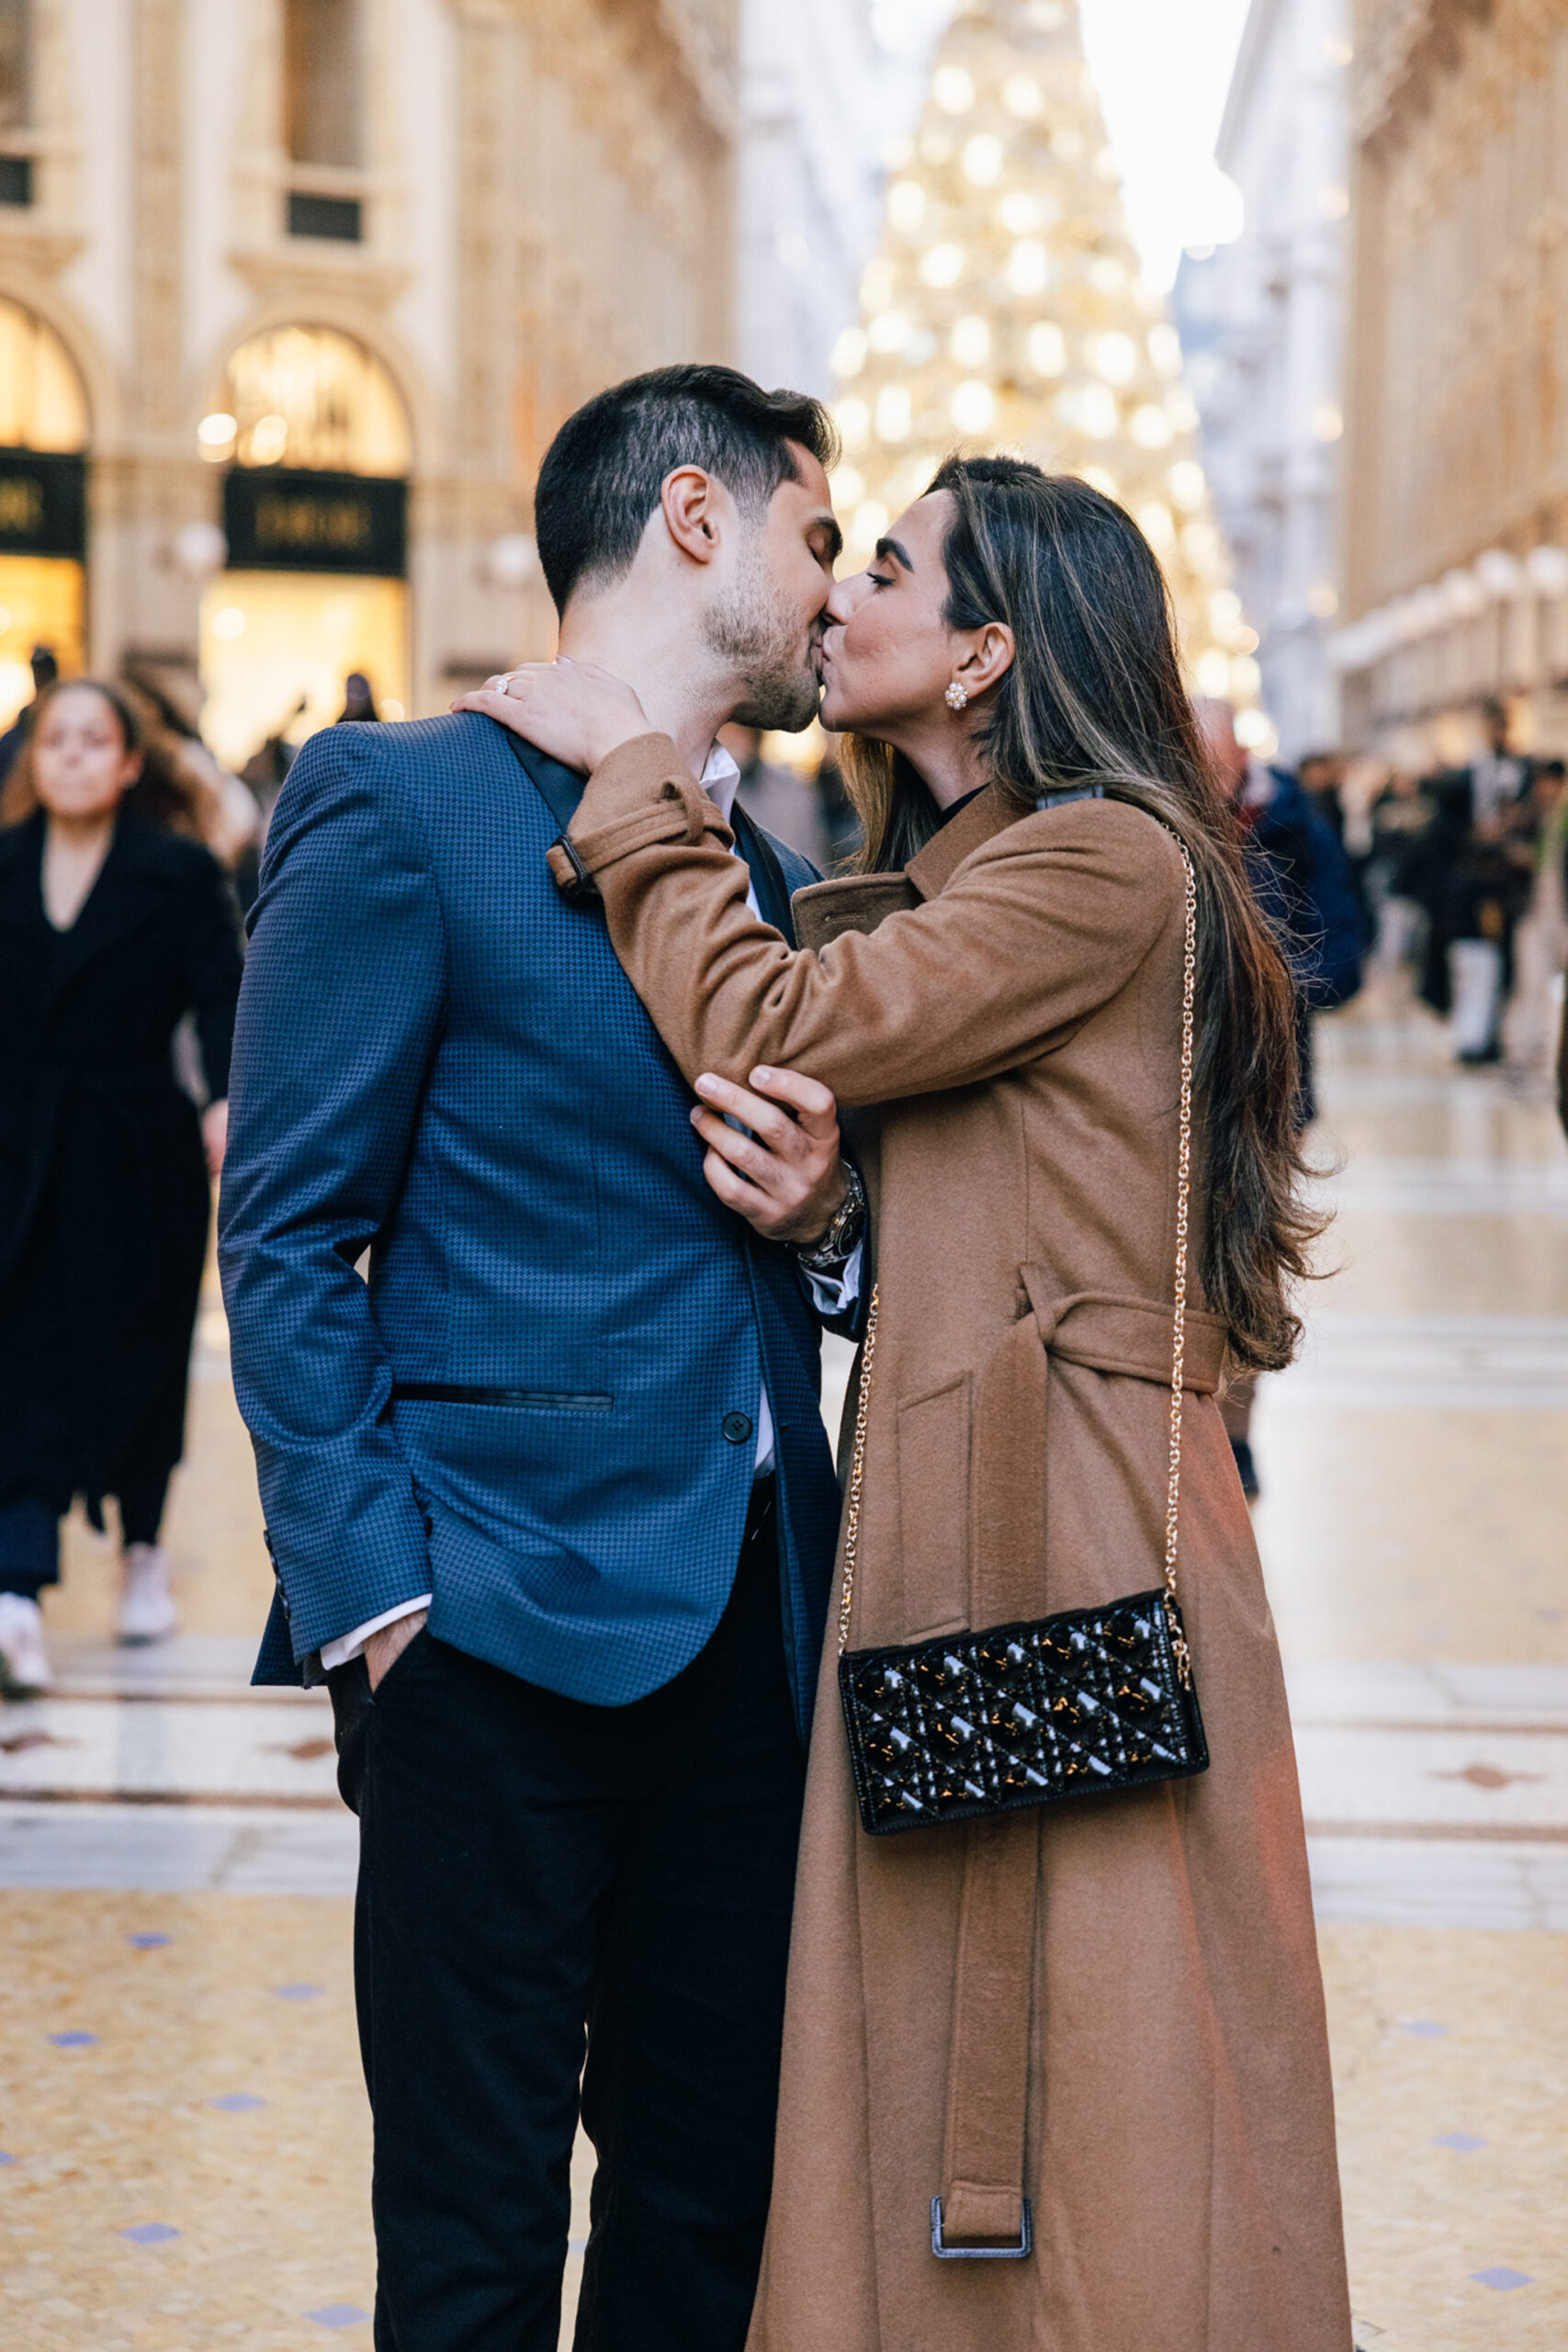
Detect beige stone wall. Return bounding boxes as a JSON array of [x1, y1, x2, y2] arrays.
[[0, 0, 738, 741], [1339, 0, 1568, 754]]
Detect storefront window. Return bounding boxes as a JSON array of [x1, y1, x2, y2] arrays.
[[0, 295, 87, 727], [200, 324, 408, 475], [197, 324, 411, 767]]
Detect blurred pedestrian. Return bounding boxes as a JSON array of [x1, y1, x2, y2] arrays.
[[235, 695, 307, 916], [1503, 758, 1568, 1074], [0, 646, 62, 788], [1196, 701, 1362, 1498], [1197, 702, 1363, 1121], [1364, 767, 1435, 978], [1468, 696, 1528, 827], [0, 680, 243, 1691], [336, 671, 378, 724]]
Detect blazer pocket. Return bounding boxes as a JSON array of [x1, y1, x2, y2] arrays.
[[896, 1374, 972, 1638]]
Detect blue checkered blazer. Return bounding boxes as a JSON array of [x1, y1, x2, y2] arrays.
[[218, 711, 845, 1731]]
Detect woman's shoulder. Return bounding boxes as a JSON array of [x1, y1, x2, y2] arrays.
[[972, 789, 1185, 888]]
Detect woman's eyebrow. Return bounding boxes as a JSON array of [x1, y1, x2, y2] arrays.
[[874, 536, 915, 571]]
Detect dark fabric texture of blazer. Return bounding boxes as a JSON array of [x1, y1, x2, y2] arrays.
[[219, 711, 843, 1730], [0, 808, 243, 1522]]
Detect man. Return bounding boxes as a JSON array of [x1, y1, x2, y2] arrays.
[[219, 366, 861, 2352], [1467, 695, 1529, 830]]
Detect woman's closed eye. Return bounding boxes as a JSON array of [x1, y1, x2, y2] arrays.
[[866, 571, 895, 591]]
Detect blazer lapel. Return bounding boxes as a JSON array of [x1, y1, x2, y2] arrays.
[[729, 802, 797, 946], [500, 729, 587, 835]]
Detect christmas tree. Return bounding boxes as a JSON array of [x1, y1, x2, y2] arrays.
[[829, 0, 1269, 743]]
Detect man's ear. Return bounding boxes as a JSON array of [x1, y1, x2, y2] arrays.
[[953, 621, 1015, 701], [660, 466, 723, 567]]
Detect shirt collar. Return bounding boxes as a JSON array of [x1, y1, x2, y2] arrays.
[[698, 741, 742, 825]]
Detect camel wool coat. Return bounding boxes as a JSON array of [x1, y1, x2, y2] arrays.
[[554, 737, 1352, 2352]]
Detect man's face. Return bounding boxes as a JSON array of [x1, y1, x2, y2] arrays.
[[704, 447, 840, 732]]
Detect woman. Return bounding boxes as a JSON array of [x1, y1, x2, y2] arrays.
[[0, 679, 243, 1689], [467, 459, 1351, 2350]]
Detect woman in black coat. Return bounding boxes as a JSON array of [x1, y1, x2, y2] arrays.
[[0, 679, 243, 1690]]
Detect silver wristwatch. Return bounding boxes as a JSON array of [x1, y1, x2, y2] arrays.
[[791, 1159, 867, 1272]]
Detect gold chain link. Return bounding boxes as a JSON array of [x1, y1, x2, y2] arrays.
[[835, 834, 1198, 1673], [1163, 836, 1198, 1685], [837, 1283, 878, 1658]]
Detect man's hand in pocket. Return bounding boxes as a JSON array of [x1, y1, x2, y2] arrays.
[[365, 1608, 429, 1690]]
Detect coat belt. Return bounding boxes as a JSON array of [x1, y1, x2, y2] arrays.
[[936, 1272, 1228, 2249]]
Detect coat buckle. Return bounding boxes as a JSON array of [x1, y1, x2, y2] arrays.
[[930, 2196, 1032, 2259]]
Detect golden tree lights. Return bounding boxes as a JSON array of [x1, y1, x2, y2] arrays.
[[830, 0, 1272, 749]]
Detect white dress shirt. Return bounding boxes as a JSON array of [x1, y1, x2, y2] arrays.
[[320, 741, 860, 1669]]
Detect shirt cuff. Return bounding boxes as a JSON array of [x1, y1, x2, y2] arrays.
[[800, 1235, 863, 1316], [320, 1595, 433, 1672]]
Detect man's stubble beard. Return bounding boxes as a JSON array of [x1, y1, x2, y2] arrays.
[[702, 538, 822, 734]]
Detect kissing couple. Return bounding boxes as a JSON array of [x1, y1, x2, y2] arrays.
[[220, 365, 1353, 2352]]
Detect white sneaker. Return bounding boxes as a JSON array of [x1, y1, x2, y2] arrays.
[[0, 1593, 52, 1694], [118, 1544, 178, 1645]]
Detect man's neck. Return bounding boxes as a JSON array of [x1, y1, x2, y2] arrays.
[[557, 601, 730, 778]]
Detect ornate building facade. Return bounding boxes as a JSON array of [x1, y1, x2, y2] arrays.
[[1336, 0, 1568, 759], [0, 0, 738, 762], [1173, 0, 1352, 763]]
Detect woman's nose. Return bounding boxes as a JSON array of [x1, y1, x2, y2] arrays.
[[825, 574, 863, 623]]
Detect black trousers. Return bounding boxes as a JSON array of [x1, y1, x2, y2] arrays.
[[337, 1483, 806, 2352]]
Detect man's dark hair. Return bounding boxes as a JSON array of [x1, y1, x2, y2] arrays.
[[533, 364, 839, 615]]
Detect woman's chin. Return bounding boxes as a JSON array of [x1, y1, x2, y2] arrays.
[[818, 683, 875, 738]]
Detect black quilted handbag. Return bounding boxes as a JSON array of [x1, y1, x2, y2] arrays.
[[837, 837, 1210, 1838]]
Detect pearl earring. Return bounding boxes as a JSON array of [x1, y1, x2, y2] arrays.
[[944, 681, 969, 711]]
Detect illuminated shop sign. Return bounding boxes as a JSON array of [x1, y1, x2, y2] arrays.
[[0, 449, 87, 558], [222, 467, 407, 577]]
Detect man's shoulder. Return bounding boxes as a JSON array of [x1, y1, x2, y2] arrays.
[[293, 708, 506, 781], [270, 710, 518, 840]]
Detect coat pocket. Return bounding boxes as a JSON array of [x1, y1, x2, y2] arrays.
[[896, 1374, 972, 1638]]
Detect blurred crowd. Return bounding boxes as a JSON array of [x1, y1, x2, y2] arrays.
[[2, 645, 1564, 1697]]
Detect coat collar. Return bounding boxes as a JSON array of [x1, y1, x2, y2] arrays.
[[4, 809, 193, 999], [904, 783, 1018, 900]]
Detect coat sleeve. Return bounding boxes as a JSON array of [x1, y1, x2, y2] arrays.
[[555, 735, 1179, 1108], [217, 725, 446, 1663], [180, 848, 244, 1100]]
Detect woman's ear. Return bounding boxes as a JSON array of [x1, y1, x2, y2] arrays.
[[119, 749, 145, 791], [660, 466, 722, 567], [953, 621, 1016, 703]]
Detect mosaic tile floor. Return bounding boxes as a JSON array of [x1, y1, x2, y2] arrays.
[[1, 997, 1565, 2346]]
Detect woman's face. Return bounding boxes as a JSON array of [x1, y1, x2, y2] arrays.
[[818, 492, 967, 738], [31, 687, 141, 821]]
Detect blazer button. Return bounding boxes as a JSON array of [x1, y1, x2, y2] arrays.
[[722, 1411, 754, 1445], [274, 1571, 290, 1618]]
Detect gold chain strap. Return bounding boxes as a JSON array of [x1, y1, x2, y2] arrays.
[[837, 1283, 878, 1659], [835, 835, 1198, 1673], [1164, 837, 1198, 1685]]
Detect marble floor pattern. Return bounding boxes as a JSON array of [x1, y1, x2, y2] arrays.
[[2, 997, 1566, 2348]]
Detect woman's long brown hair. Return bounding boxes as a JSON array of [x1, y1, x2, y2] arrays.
[[845, 455, 1319, 1373], [0, 676, 212, 836]]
